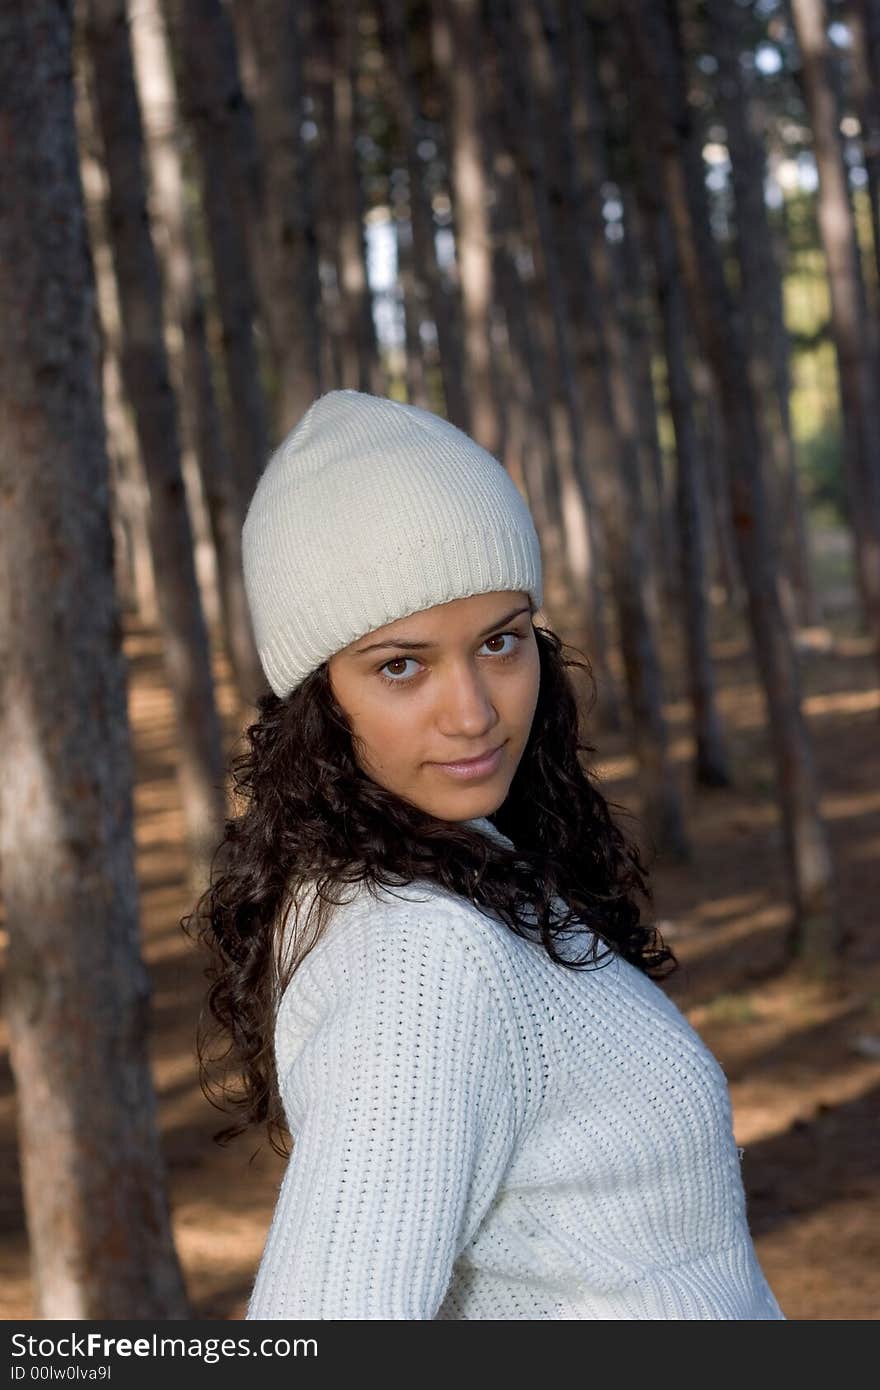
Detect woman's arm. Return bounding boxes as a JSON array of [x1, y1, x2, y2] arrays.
[[246, 904, 521, 1320]]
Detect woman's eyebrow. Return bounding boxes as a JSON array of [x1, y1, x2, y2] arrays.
[[352, 605, 532, 656]]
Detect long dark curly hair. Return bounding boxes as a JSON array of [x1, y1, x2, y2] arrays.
[[181, 619, 677, 1157]]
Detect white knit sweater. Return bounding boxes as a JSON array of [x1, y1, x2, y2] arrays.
[[246, 816, 785, 1320]]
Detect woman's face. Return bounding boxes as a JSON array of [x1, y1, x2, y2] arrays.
[[327, 590, 541, 823]]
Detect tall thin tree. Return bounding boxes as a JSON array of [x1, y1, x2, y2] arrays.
[[491, 0, 689, 856], [790, 0, 880, 677], [603, 20, 732, 790], [0, 0, 189, 1317], [432, 0, 502, 452], [232, 0, 324, 431], [161, 0, 271, 510], [621, 0, 839, 965], [131, 0, 266, 706], [329, 0, 386, 395], [375, 0, 470, 426], [847, 0, 880, 301], [706, 0, 822, 631], [83, 0, 227, 884]]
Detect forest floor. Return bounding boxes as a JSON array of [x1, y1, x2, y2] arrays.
[[1, 529, 878, 1320]]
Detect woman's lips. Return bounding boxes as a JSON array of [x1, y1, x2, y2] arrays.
[[432, 743, 505, 779]]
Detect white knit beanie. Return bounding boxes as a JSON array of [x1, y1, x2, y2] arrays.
[[241, 389, 544, 698]]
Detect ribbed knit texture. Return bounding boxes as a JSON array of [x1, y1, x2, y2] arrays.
[[241, 390, 543, 697], [246, 817, 785, 1320]]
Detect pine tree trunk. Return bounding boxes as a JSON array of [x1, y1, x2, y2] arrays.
[[498, 0, 688, 857], [615, 182, 679, 617], [305, 0, 378, 393], [330, 0, 385, 395], [230, 0, 323, 433], [848, 0, 880, 304], [432, 0, 502, 454], [623, 57, 731, 790], [375, 0, 470, 426], [692, 355, 741, 607], [563, 0, 680, 661], [77, 93, 157, 626], [392, 166, 431, 409], [487, 0, 621, 731], [622, 0, 840, 967], [304, 0, 344, 391], [467, 7, 613, 726], [131, 0, 266, 707], [790, 0, 880, 677], [706, 0, 822, 631], [83, 0, 227, 884], [0, 0, 189, 1317], [162, 0, 270, 510]]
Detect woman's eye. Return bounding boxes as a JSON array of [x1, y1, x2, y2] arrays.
[[379, 656, 419, 682], [377, 631, 522, 686]]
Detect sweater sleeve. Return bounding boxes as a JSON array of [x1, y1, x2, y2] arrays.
[[245, 902, 522, 1320]]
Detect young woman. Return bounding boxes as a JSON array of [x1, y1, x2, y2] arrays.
[[186, 389, 785, 1320]]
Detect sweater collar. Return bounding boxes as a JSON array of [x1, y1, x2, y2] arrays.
[[461, 815, 515, 849]]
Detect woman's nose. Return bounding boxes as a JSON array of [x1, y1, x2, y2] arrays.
[[436, 663, 497, 728]]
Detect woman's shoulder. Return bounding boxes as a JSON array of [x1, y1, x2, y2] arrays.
[[284, 873, 513, 991], [272, 877, 530, 1104]]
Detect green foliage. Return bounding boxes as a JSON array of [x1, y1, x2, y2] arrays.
[[782, 205, 848, 527], [797, 418, 848, 522]]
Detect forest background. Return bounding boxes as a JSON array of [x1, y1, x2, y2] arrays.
[[0, 0, 878, 1320]]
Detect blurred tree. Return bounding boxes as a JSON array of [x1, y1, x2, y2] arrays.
[[847, 0, 880, 300], [481, 0, 622, 730], [491, 0, 689, 858], [231, 0, 323, 433], [790, 0, 880, 677], [131, 0, 266, 707], [83, 0, 227, 885], [161, 0, 271, 509], [615, 178, 679, 609], [374, 0, 470, 424], [0, 0, 189, 1317], [602, 19, 732, 789], [621, 0, 839, 964], [327, 1, 386, 394], [373, 0, 434, 412], [76, 69, 157, 628], [432, 0, 501, 451], [705, 0, 822, 631]]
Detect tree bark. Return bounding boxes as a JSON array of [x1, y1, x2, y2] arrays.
[[230, 0, 323, 433], [432, 0, 502, 453], [375, 0, 470, 426], [131, 0, 266, 707], [84, 0, 227, 883], [847, 0, 880, 304], [706, 0, 822, 631], [161, 0, 271, 511], [0, 0, 189, 1317], [503, 0, 688, 857], [692, 355, 741, 607], [615, 181, 679, 618], [621, 0, 840, 966], [618, 47, 731, 789], [495, 5, 623, 728], [330, 0, 386, 395], [77, 86, 157, 626], [391, 151, 431, 410], [304, 0, 382, 394], [790, 0, 880, 677], [467, 3, 616, 727]]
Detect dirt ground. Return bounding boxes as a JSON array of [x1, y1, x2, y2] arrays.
[[1, 561, 878, 1321]]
